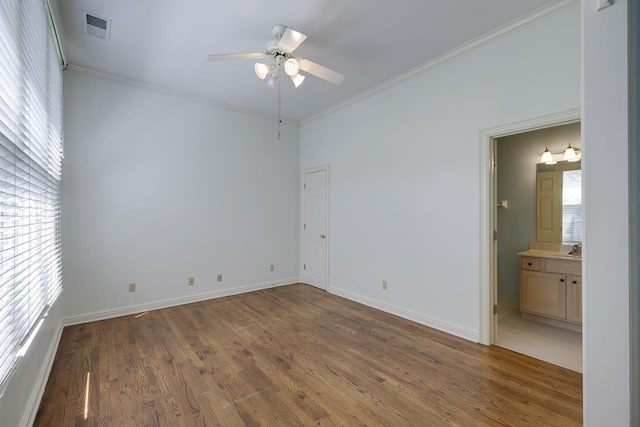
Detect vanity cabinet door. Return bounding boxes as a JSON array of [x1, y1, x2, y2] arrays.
[[521, 271, 567, 320], [566, 275, 582, 324]]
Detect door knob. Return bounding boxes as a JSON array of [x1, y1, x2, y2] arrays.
[[320, 234, 326, 239]]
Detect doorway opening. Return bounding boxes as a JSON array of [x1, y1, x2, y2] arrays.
[[479, 108, 582, 371], [495, 123, 582, 372]]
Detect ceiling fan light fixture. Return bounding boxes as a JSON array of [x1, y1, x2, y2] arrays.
[[284, 58, 300, 76], [290, 73, 305, 88], [265, 73, 278, 89], [254, 62, 271, 80]]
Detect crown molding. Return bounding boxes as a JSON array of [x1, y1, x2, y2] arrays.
[[66, 64, 299, 126], [301, 0, 580, 126]]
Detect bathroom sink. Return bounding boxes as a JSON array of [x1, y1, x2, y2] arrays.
[[549, 252, 574, 257], [521, 243, 582, 260], [523, 250, 581, 260]]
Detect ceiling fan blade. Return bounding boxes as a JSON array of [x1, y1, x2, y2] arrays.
[[298, 59, 345, 85], [278, 28, 307, 52], [206, 52, 266, 61]]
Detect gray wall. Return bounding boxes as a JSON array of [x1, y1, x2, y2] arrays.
[[496, 122, 581, 301], [300, 6, 580, 340], [62, 68, 301, 320]]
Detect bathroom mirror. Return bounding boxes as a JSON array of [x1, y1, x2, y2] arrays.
[[536, 160, 581, 244]]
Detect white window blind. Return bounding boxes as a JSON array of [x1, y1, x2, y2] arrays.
[[562, 169, 582, 244], [0, 0, 63, 391]]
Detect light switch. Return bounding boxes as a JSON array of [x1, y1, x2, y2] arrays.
[[597, 0, 612, 11]]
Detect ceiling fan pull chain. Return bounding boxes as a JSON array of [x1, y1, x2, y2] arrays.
[[277, 68, 282, 140]]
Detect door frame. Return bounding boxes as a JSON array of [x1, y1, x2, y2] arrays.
[[300, 165, 330, 290], [478, 108, 581, 345]]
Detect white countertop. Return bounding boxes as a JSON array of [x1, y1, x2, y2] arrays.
[[518, 249, 582, 261]]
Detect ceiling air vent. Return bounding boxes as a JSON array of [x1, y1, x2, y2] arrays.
[[82, 11, 111, 41]]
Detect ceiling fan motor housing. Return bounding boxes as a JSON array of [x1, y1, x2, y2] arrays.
[[271, 24, 286, 40], [266, 39, 280, 54]]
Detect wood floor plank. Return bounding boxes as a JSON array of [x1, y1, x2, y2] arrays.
[[35, 284, 582, 426]]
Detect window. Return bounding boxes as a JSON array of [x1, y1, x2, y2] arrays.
[[562, 169, 582, 244], [0, 0, 63, 391]]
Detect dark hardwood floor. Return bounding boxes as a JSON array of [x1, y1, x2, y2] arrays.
[[35, 284, 582, 426]]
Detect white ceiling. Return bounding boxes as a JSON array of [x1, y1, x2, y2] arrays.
[[53, 0, 556, 121]]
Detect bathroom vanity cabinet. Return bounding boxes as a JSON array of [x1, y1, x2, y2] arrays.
[[518, 252, 582, 332]]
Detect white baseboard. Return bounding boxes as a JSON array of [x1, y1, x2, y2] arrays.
[[22, 319, 64, 427], [29, 279, 475, 425], [521, 312, 582, 333], [63, 277, 300, 326], [329, 286, 480, 343]]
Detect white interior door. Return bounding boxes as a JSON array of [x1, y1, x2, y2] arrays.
[[492, 140, 498, 344], [302, 168, 328, 289], [536, 171, 562, 243]]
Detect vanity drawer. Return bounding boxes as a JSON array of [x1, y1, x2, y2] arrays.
[[544, 258, 581, 276], [521, 257, 541, 271]]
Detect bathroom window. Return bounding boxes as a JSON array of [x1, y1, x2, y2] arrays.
[[562, 169, 582, 244]]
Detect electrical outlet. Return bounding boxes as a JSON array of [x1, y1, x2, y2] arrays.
[[188, 277, 195, 286], [129, 282, 136, 292], [217, 274, 223, 282], [270, 264, 275, 272], [382, 280, 388, 290]]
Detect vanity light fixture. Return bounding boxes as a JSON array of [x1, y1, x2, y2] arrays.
[[540, 144, 581, 164], [540, 147, 553, 164], [564, 143, 578, 162]]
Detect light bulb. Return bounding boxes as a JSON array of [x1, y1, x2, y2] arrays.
[[540, 147, 553, 164], [254, 63, 271, 80], [284, 58, 299, 76], [265, 73, 277, 89], [564, 143, 577, 161], [290, 73, 305, 88]]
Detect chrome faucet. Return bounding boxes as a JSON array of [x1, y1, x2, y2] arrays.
[[570, 242, 582, 256]]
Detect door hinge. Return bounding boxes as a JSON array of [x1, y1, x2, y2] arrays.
[[494, 304, 498, 315], [493, 230, 498, 241], [303, 264, 306, 270], [304, 183, 306, 189], [304, 224, 306, 230]]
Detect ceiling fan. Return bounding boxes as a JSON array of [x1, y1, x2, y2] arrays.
[[206, 24, 345, 89]]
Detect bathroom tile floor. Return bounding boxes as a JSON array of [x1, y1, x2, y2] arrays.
[[496, 301, 582, 373]]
